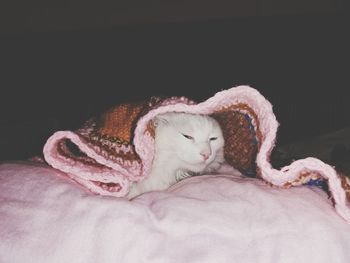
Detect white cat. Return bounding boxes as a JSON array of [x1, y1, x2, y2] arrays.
[[127, 112, 225, 199]]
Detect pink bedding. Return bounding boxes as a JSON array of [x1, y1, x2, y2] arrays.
[[1, 161, 350, 263]]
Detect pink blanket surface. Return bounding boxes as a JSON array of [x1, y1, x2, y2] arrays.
[[42, 86, 350, 223], [1, 162, 350, 263]]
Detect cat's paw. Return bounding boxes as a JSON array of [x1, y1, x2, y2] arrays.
[[175, 170, 195, 182], [126, 184, 143, 199]]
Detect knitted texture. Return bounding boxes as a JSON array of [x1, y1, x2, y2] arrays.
[[43, 86, 350, 223]]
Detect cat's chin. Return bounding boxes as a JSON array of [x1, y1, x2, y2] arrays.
[[180, 160, 210, 173]]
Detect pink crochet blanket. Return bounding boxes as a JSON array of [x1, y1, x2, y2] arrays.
[[43, 86, 350, 223]]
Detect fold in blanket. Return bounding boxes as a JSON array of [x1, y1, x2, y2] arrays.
[[43, 86, 350, 223]]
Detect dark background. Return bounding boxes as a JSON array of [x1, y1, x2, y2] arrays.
[[0, 1, 349, 161]]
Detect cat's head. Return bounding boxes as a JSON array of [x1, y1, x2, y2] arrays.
[[153, 112, 225, 172]]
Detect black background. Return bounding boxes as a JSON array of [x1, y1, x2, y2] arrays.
[[1, 13, 349, 161]]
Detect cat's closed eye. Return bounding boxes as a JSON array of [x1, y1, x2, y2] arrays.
[[182, 134, 193, 140], [210, 137, 218, 141]]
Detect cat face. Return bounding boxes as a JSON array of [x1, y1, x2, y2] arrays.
[[154, 112, 225, 172]]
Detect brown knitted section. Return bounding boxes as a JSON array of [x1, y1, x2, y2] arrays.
[[214, 103, 262, 147], [88, 136, 140, 162], [340, 176, 350, 202], [283, 170, 322, 188], [212, 104, 260, 176], [73, 97, 166, 164], [74, 98, 261, 175], [57, 140, 106, 168], [95, 96, 165, 144], [97, 102, 147, 144]]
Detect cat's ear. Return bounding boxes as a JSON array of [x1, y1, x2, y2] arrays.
[[153, 114, 170, 127]]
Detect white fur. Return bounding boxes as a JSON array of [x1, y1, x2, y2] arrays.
[[127, 112, 225, 199]]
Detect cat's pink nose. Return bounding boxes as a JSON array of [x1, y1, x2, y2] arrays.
[[200, 152, 210, 160]]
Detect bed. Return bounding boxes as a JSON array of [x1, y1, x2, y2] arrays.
[[1, 86, 350, 263], [1, 160, 350, 263]]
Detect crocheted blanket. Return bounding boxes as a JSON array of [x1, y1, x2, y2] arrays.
[[43, 86, 350, 223]]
